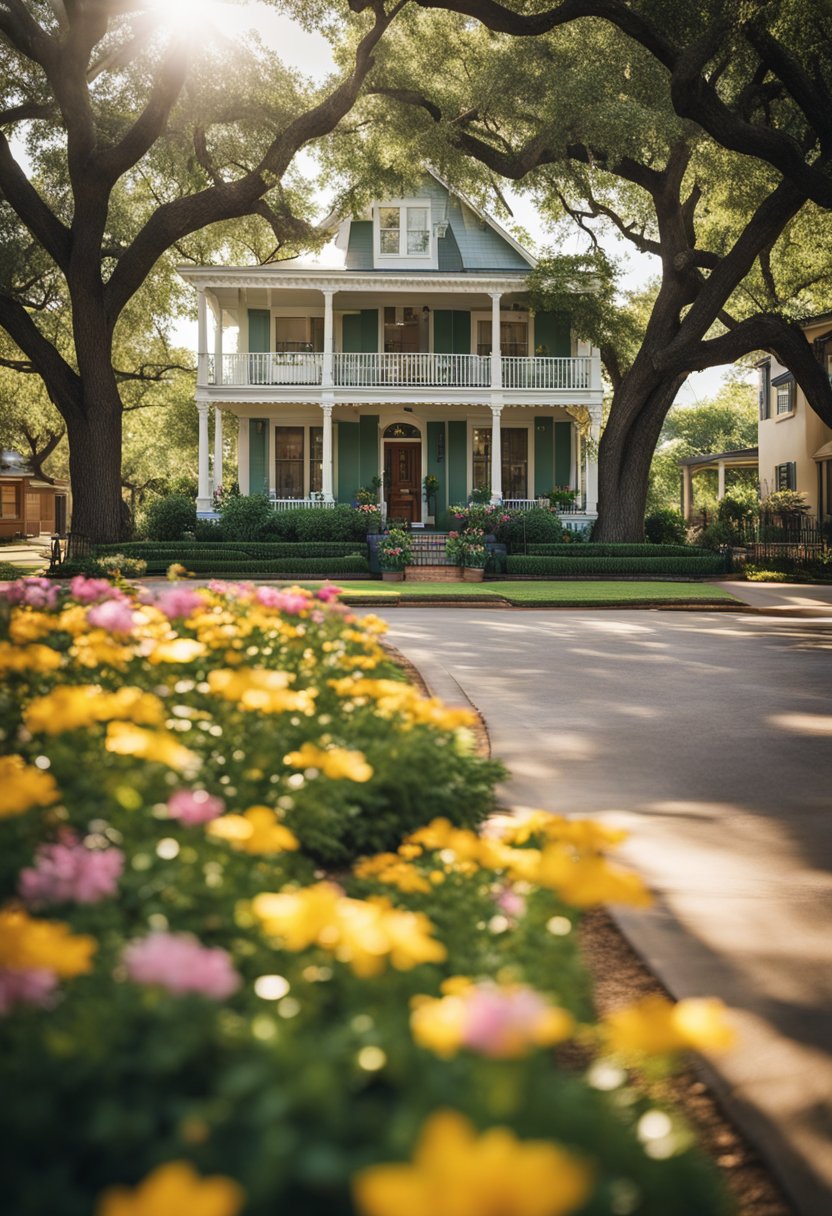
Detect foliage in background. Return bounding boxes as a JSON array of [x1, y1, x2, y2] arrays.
[[643, 510, 688, 547]]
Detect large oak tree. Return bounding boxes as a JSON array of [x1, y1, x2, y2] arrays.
[[335, 5, 832, 537], [0, 0, 403, 542]]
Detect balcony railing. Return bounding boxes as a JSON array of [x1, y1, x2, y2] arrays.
[[206, 352, 596, 391]]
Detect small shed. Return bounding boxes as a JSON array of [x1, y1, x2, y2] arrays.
[[0, 450, 69, 539]]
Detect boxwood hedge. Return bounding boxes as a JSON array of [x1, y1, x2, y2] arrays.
[[506, 554, 728, 576], [528, 543, 703, 557]]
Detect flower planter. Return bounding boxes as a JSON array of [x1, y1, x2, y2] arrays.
[[463, 567, 485, 582], [381, 570, 405, 582]]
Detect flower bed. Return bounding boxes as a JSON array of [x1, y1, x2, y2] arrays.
[[0, 576, 733, 1216]]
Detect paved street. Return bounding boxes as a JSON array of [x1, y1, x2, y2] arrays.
[[383, 607, 832, 1216]]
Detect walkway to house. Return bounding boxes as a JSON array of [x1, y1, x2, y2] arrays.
[[0, 534, 53, 570], [381, 606, 832, 1216]]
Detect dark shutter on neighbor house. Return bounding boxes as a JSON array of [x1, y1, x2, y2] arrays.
[[759, 362, 771, 420], [776, 462, 796, 491]]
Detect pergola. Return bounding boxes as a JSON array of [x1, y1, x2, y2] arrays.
[[678, 447, 759, 521]]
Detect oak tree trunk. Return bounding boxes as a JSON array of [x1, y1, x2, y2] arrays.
[[64, 387, 125, 545]]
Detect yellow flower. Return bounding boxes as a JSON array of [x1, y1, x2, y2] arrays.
[[0, 906, 96, 977], [284, 742, 373, 783], [405, 819, 483, 863], [105, 722, 199, 772], [252, 883, 446, 977], [603, 995, 736, 1057], [8, 611, 55, 644], [97, 1159, 244, 1216], [533, 845, 651, 909], [410, 993, 469, 1058], [0, 641, 63, 674], [207, 668, 316, 714], [353, 1109, 592, 1216], [498, 812, 627, 851], [70, 631, 135, 670], [206, 806, 299, 854], [24, 686, 164, 734], [148, 638, 207, 664], [0, 755, 59, 818], [353, 854, 431, 894], [360, 614, 389, 635]]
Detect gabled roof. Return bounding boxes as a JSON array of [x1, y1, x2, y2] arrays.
[[425, 169, 536, 269]]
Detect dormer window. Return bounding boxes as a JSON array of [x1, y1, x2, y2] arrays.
[[376, 202, 431, 258]]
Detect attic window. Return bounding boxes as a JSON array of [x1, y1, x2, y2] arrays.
[[377, 203, 431, 257]]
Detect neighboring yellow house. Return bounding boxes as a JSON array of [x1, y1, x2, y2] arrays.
[[757, 312, 832, 520]]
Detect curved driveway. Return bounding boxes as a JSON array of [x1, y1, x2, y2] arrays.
[[383, 607, 832, 1216]]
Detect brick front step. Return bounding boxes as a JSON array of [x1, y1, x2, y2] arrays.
[[404, 565, 464, 582]]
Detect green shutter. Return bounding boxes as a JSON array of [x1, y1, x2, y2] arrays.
[[534, 311, 570, 357], [249, 419, 269, 495], [554, 422, 572, 487], [447, 420, 467, 506], [434, 310, 470, 354], [248, 309, 270, 353], [343, 309, 379, 353], [359, 415, 379, 488], [534, 417, 554, 497], [427, 421, 447, 528], [337, 420, 360, 503]]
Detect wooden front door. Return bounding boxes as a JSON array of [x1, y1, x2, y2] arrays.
[[385, 442, 421, 524]]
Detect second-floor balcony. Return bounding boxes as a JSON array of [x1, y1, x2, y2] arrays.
[[204, 352, 599, 393]]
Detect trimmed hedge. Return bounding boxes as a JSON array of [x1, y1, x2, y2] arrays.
[[96, 542, 364, 559], [506, 554, 728, 576], [150, 556, 370, 576], [528, 544, 706, 557]]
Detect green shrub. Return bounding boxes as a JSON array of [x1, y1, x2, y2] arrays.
[[173, 557, 370, 575], [219, 493, 273, 540], [696, 522, 737, 550], [529, 543, 696, 557], [144, 493, 196, 541], [95, 542, 364, 560], [255, 505, 378, 543], [497, 507, 565, 551], [644, 508, 688, 545], [192, 518, 226, 541], [506, 554, 727, 576]]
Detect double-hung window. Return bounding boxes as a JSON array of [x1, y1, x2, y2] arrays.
[[776, 381, 795, 416], [377, 204, 431, 257]]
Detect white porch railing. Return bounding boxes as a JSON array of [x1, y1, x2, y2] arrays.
[[206, 352, 596, 391], [504, 495, 587, 513], [209, 353, 323, 386], [268, 496, 335, 510], [333, 352, 491, 387], [501, 356, 591, 390]]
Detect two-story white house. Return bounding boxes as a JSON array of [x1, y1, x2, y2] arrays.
[[180, 173, 603, 530], [757, 311, 832, 520]]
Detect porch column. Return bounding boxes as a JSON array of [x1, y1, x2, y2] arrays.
[[321, 400, 334, 502], [717, 460, 726, 500], [196, 400, 211, 511], [213, 408, 223, 496], [490, 292, 502, 388], [322, 289, 334, 387], [490, 403, 503, 502], [213, 296, 223, 387], [681, 465, 693, 520], [197, 288, 208, 385], [585, 413, 600, 516]]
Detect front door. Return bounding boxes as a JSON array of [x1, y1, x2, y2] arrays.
[[385, 442, 421, 524]]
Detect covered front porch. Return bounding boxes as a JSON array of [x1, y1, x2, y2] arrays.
[[199, 401, 600, 531]]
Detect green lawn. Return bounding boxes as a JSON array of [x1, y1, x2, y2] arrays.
[[294, 580, 738, 606]]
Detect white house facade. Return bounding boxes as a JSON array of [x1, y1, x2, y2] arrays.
[[180, 174, 603, 530], [757, 311, 832, 520]]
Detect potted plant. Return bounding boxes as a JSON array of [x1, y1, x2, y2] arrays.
[[547, 486, 578, 512], [423, 473, 440, 522], [446, 527, 487, 581], [378, 527, 412, 581]]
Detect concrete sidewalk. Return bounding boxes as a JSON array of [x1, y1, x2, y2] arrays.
[[717, 580, 832, 617], [383, 607, 832, 1216]]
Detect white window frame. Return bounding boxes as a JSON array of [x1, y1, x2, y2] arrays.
[[775, 381, 795, 417], [373, 199, 434, 264]]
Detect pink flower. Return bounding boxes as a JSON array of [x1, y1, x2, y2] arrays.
[[123, 932, 240, 999], [316, 583, 343, 604], [19, 833, 124, 905], [156, 587, 204, 620], [495, 888, 527, 920], [463, 986, 550, 1058], [0, 967, 58, 1014], [70, 576, 125, 604], [87, 599, 136, 634], [167, 789, 225, 825], [255, 586, 309, 614], [0, 577, 59, 609]]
